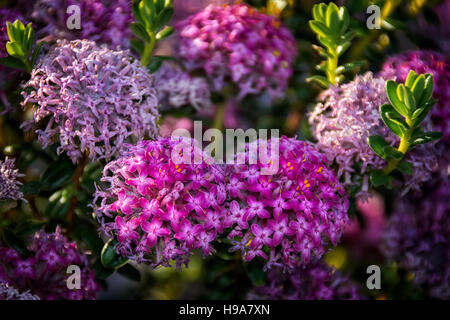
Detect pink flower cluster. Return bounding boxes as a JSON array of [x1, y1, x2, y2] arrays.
[[175, 4, 297, 100], [93, 137, 227, 268], [379, 50, 450, 141], [154, 62, 211, 110], [383, 178, 450, 299], [0, 157, 24, 201], [248, 262, 363, 300], [224, 136, 349, 271], [21, 39, 160, 163], [309, 72, 439, 197], [29, 0, 133, 49], [0, 227, 100, 300]]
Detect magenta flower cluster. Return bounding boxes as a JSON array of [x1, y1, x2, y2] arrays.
[[175, 4, 297, 100], [309, 72, 439, 197], [154, 62, 211, 110], [94, 137, 227, 268], [0, 157, 24, 201], [248, 262, 363, 300], [379, 50, 450, 142], [29, 0, 133, 49], [224, 136, 349, 271], [21, 39, 160, 163], [0, 282, 40, 300], [383, 178, 450, 299], [0, 227, 100, 300]]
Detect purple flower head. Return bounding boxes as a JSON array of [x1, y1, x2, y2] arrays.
[[21, 39, 160, 163], [154, 62, 211, 110], [309, 72, 439, 197], [0, 157, 24, 201], [224, 136, 349, 271], [93, 137, 227, 269], [175, 4, 297, 101], [29, 0, 133, 49], [247, 262, 364, 300], [379, 50, 450, 142], [0, 227, 100, 300], [382, 178, 450, 299], [0, 282, 40, 300]]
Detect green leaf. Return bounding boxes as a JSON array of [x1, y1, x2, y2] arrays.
[[6, 21, 17, 42], [336, 60, 366, 74], [397, 160, 413, 175], [131, 22, 150, 42], [72, 222, 103, 255], [1, 229, 30, 258], [155, 0, 166, 12], [117, 264, 141, 282], [154, 7, 173, 31], [101, 239, 128, 269], [404, 70, 417, 88], [309, 21, 331, 39], [383, 146, 404, 160], [306, 75, 330, 88], [133, 0, 145, 25], [6, 42, 25, 59], [41, 159, 75, 191], [411, 131, 443, 146], [400, 85, 416, 114], [45, 188, 72, 220], [93, 260, 114, 281], [130, 39, 144, 54], [312, 3, 327, 22], [337, 6, 349, 34], [20, 181, 42, 195], [420, 74, 434, 105], [325, 2, 340, 30], [380, 104, 409, 137], [386, 80, 408, 117], [370, 170, 392, 188], [156, 26, 174, 41], [368, 135, 390, 159], [411, 74, 425, 104], [0, 56, 27, 70], [31, 41, 44, 67]]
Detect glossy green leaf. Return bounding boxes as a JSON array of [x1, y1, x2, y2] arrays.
[[41, 159, 75, 191], [368, 135, 390, 159], [370, 170, 392, 188], [380, 104, 408, 137], [411, 131, 443, 146], [309, 21, 331, 39], [20, 181, 42, 195], [6, 42, 25, 59], [397, 160, 413, 174], [101, 239, 128, 269], [0, 56, 27, 70], [306, 75, 330, 88], [386, 80, 408, 117]]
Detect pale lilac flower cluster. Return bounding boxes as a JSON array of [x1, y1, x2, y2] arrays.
[[383, 179, 450, 299], [21, 39, 159, 163], [175, 4, 297, 100], [379, 50, 450, 141], [309, 72, 439, 196], [0, 282, 40, 300], [0, 157, 24, 201], [0, 227, 100, 300], [154, 62, 211, 110], [224, 136, 349, 271], [94, 137, 227, 268], [248, 262, 363, 300], [30, 0, 133, 49]]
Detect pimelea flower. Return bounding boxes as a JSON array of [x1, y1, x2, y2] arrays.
[[0, 227, 100, 300], [154, 62, 211, 110], [29, 0, 132, 49], [379, 50, 450, 141], [0, 282, 40, 300], [175, 4, 297, 100], [0, 157, 24, 201], [21, 39, 159, 163], [223, 136, 349, 271], [383, 178, 450, 299], [247, 262, 363, 300], [93, 137, 227, 268], [309, 72, 439, 197]]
